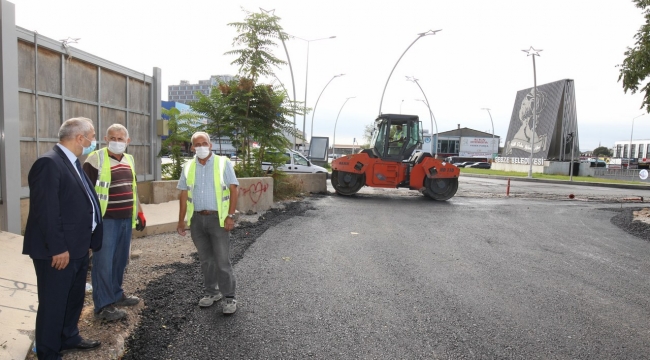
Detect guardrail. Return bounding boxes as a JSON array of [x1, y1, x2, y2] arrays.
[[593, 168, 648, 182]]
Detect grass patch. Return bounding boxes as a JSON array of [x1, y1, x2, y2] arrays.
[[460, 167, 650, 186]]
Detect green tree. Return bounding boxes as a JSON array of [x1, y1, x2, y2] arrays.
[[159, 107, 199, 179], [225, 9, 287, 83], [618, 0, 650, 111], [593, 146, 613, 157], [218, 9, 302, 177]]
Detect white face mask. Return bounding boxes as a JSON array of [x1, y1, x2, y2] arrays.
[[195, 146, 211, 159], [108, 141, 127, 154]]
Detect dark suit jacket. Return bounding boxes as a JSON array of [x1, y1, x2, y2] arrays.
[[23, 145, 103, 260]]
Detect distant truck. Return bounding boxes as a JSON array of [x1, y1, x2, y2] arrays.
[[262, 148, 328, 174]]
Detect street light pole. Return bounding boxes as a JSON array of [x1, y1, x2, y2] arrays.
[[333, 96, 356, 158], [629, 113, 645, 168], [310, 74, 345, 149], [378, 30, 441, 115], [481, 108, 495, 156], [400, 99, 404, 114], [293, 35, 336, 153], [407, 76, 438, 158], [260, 8, 298, 150], [522, 46, 542, 178]]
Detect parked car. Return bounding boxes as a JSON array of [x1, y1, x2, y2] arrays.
[[455, 161, 476, 168], [262, 149, 328, 174], [467, 162, 491, 169]]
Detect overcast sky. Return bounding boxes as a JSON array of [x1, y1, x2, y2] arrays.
[[11, 0, 650, 151]]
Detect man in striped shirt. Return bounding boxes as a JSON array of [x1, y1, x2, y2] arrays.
[[83, 124, 146, 321]]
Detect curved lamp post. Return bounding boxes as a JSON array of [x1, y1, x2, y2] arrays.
[[310, 74, 345, 144], [400, 99, 405, 114], [629, 113, 645, 168], [293, 35, 336, 152], [407, 76, 438, 157], [260, 8, 298, 150], [481, 108, 496, 156], [333, 96, 356, 157], [522, 46, 542, 178], [378, 29, 441, 115]]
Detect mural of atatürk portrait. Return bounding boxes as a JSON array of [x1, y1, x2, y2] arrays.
[[506, 88, 548, 155]]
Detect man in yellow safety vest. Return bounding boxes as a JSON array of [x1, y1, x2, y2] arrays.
[[83, 123, 146, 322], [176, 131, 240, 314]]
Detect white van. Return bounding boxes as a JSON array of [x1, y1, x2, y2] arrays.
[[262, 149, 328, 174]]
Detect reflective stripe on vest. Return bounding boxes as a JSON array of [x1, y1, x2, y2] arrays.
[[93, 148, 138, 228], [183, 155, 230, 227]]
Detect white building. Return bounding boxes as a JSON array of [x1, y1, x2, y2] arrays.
[[168, 75, 236, 104], [613, 140, 650, 161]]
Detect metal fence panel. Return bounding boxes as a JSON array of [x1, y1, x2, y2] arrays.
[[0, 8, 162, 233]]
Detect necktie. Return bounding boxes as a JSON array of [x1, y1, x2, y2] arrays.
[[75, 159, 101, 225]]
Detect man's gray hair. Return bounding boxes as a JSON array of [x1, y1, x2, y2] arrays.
[[191, 131, 211, 145], [59, 117, 94, 141], [106, 123, 130, 139]]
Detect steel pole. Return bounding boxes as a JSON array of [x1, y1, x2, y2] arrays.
[[629, 114, 644, 168], [302, 41, 310, 153], [311, 74, 344, 146], [568, 132, 575, 181], [378, 30, 441, 116], [410, 78, 438, 157], [528, 55, 538, 178], [333, 97, 355, 158]]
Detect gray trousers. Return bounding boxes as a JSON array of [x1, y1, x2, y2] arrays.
[[190, 213, 236, 298]]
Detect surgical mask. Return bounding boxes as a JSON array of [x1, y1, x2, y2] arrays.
[[82, 138, 96, 156], [108, 141, 127, 154], [195, 146, 211, 159]]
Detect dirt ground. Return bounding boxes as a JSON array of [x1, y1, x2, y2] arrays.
[[24, 226, 197, 360], [23, 201, 650, 359]]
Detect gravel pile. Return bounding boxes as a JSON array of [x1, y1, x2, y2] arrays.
[[610, 207, 650, 241]]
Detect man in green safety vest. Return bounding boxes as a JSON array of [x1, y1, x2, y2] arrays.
[[83, 123, 146, 321], [176, 131, 240, 315]]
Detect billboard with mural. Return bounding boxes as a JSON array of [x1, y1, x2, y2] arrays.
[[502, 79, 579, 161]]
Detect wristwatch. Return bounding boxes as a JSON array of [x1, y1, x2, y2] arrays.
[[227, 214, 235, 219]]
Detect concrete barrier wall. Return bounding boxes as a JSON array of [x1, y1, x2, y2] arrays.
[[490, 163, 545, 173], [149, 178, 274, 214], [151, 180, 180, 204], [285, 173, 328, 194], [20, 173, 326, 232], [236, 177, 273, 214], [544, 161, 568, 175]]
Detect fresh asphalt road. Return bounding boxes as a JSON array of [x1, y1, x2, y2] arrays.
[[184, 178, 650, 359]]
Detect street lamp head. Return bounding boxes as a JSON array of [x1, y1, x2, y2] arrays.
[[334, 73, 345, 78], [481, 108, 491, 111], [259, 7, 275, 14], [522, 46, 543, 56], [418, 29, 442, 37], [405, 75, 419, 83], [634, 113, 646, 120], [292, 35, 337, 42]]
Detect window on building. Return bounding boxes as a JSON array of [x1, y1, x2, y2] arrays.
[[638, 144, 644, 158], [631, 144, 637, 159], [616, 144, 622, 157], [647, 144, 650, 158], [623, 144, 629, 158]]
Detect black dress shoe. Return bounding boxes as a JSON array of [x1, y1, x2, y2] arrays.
[[61, 339, 101, 353]]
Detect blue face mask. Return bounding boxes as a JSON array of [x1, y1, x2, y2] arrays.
[[82, 137, 96, 156]]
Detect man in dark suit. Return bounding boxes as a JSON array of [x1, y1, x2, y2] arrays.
[[23, 117, 104, 360]]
